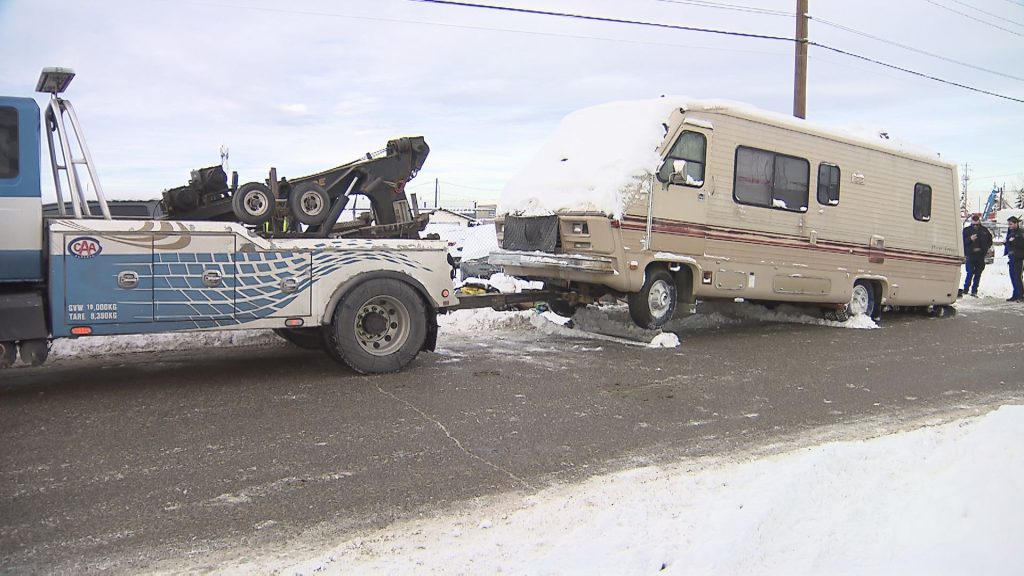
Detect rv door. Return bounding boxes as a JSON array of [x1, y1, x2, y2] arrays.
[[652, 126, 710, 255]]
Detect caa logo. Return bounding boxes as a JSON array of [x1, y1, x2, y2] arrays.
[[68, 236, 103, 259]]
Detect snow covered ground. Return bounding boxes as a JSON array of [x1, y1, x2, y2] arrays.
[[29, 260, 1023, 575], [268, 405, 1023, 576]]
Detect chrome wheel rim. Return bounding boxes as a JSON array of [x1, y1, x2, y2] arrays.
[[849, 284, 871, 316], [353, 295, 411, 356], [244, 191, 269, 217], [647, 279, 673, 319], [299, 190, 325, 216]]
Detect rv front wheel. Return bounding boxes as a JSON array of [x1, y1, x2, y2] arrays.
[[628, 268, 677, 329]]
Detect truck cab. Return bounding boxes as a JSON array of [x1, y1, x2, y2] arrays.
[[0, 96, 43, 283]]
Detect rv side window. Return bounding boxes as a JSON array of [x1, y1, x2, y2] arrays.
[[658, 131, 706, 187], [0, 107, 18, 179], [733, 146, 809, 212], [913, 183, 932, 221], [817, 163, 840, 206]]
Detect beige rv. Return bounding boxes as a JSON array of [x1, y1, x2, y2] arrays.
[[491, 99, 962, 328]]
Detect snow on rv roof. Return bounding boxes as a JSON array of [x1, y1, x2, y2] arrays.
[[499, 97, 694, 218], [498, 97, 947, 218]]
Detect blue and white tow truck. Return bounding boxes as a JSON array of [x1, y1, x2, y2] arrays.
[[0, 68, 464, 374]]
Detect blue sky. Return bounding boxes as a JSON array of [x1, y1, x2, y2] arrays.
[[1, 0, 1021, 210]]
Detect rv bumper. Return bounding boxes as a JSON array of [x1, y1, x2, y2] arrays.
[[488, 250, 616, 274]]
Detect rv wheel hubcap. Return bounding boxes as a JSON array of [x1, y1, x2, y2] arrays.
[[648, 279, 672, 317], [849, 284, 870, 316]]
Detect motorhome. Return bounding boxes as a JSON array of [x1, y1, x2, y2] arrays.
[[491, 98, 962, 328]]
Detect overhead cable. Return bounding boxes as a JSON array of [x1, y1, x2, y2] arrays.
[[411, 0, 1024, 104]]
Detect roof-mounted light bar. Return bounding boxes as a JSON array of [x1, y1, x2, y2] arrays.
[[36, 67, 76, 95]]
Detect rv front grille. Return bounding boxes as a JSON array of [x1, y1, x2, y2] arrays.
[[501, 215, 561, 252]]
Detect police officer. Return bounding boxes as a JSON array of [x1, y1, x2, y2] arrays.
[[1005, 216, 1024, 302], [961, 214, 993, 297]]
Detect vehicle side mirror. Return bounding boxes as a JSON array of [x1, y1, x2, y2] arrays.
[[656, 159, 688, 185], [669, 159, 688, 185]]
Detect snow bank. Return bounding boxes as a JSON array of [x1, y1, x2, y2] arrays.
[[279, 405, 1024, 576], [499, 97, 694, 218]]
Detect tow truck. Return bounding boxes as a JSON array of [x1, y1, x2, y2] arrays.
[[0, 67, 474, 374]]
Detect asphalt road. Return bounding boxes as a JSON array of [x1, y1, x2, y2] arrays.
[[2, 300, 1023, 573]]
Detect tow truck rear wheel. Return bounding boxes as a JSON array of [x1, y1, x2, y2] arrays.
[[0, 341, 16, 368], [288, 182, 331, 226], [232, 182, 274, 225], [325, 278, 428, 374], [273, 327, 324, 350], [18, 339, 49, 366], [628, 268, 677, 329]]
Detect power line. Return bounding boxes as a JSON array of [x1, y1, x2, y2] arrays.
[[411, 0, 1024, 104], [159, 0, 787, 60], [946, 0, 1024, 28], [809, 42, 1024, 103], [651, 0, 792, 18], [410, 0, 795, 43], [438, 180, 504, 192], [811, 16, 1024, 82], [922, 0, 1024, 37]]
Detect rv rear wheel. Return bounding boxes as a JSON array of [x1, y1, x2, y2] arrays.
[[827, 280, 876, 322], [325, 278, 428, 374], [628, 268, 677, 329]]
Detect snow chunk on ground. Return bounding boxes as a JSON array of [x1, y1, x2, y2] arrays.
[[648, 332, 680, 348]]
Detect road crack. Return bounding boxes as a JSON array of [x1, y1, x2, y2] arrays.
[[374, 384, 531, 489]]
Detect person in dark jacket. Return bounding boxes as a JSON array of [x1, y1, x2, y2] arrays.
[[962, 214, 993, 297], [1005, 216, 1024, 302]]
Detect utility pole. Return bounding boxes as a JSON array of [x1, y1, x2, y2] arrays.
[[434, 177, 439, 209], [793, 0, 809, 119], [960, 162, 970, 217]]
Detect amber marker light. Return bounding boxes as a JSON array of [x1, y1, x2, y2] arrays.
[[70, 326, 92, 336]]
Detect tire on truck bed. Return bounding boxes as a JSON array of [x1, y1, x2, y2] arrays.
[[324, 277, 429, 374]]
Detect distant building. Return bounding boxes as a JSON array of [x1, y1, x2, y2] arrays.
[[424, 208, 478, 227]]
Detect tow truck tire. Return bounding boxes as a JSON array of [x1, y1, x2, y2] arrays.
[[18, 339, 49, 366], [232, 182, 274, 225], [288, 182, 331, 226], [325, 278, 428, 374], [628, 268, 677, 329], [273, 327, 324, 350], [0, 341, 16, 368]]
